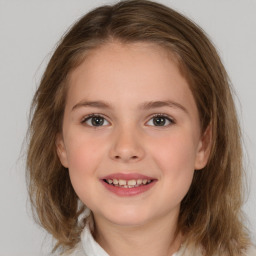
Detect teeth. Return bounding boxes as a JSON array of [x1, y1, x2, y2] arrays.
[[127, 180, 136, 186], [105, 178, 152, 187], [119, 179, 126, 186], [113, 179, 118, 185], [137, 179, 142, 185]]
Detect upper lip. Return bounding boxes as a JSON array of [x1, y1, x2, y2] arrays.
[[101, 173, 156, 180]]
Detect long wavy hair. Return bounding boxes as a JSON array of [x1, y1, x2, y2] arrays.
[[26, 0, 251, 255]]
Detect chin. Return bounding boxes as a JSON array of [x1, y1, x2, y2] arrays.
[[103, 207, 153, 227], [110, 217, 149, 227]]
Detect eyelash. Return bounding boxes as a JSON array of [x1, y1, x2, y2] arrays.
[[81, 113, 175, 127], [147, 114, 175, 127], [81, 114, 110, 127]]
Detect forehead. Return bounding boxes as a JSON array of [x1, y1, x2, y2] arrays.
[[70, 42, 182, 87], [66, 41, 196, 113]]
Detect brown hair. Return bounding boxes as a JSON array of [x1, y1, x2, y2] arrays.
[[26, 0, 251, 255]]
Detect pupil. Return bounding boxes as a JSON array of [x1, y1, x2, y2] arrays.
[[153, 117, 166, 126], [92, 116, 104, 126]]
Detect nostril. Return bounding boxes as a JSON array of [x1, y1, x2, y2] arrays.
[[114, 155, 138, 161], [110, 141, 145, 162]]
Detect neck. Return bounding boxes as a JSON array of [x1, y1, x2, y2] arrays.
[[93, 212, 182, 256]]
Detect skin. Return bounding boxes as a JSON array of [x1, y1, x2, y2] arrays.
[[56, 41, 211, 256]]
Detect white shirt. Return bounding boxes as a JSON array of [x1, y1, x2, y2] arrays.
[[63, 224, 256, 256], [63, 224, 187, 256]]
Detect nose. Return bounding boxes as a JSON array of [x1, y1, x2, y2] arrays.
[[109, 126, 145, 163]]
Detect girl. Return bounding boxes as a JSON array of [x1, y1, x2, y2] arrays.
[[26, 0, 256, 255]]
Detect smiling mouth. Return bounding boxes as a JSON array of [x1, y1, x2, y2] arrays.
[[103, 178, 153, 188]]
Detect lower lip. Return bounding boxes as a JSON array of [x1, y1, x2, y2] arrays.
[[101, 180, 157, 197]]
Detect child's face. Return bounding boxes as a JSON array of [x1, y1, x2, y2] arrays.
[[57, 42, 209, 227]]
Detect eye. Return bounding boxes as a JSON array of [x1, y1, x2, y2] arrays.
[[146, 114, 174, 127], [82, 115, 110, 127]]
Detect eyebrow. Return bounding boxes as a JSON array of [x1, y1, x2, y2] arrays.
[[139, 100, 188, 113], [72, 101, 111, 111], [72, 100, 188, 113]]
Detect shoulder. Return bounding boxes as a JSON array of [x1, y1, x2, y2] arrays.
[[61, 221, 108, 256], [176, 243, 256, 256], [245, 245, 256, 256], [61, 242, 86, 256], [174, 243, 203, 256]]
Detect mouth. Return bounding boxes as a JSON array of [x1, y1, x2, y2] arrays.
[[103, 178, 153, 188], [101, 173, 157, 196]]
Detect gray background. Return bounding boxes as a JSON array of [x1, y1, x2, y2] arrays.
[[0, 0, 255, 255]]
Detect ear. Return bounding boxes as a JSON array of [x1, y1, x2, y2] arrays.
[[56, 133, 69, 168], [194, 124, 212, 170]]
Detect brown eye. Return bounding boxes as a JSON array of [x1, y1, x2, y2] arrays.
[[153, 116, 167, 126], [146, 115, 174, 127], [83, 115, 109, 127]]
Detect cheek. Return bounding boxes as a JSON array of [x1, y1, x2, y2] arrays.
[[149, 132, 197, 191], [151, 131, 197, 167], [65, 133, 108, 190], [65, 134, 107, 206]]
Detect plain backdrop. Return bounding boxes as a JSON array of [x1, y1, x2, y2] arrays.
[[0, 0, 255, 255]]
